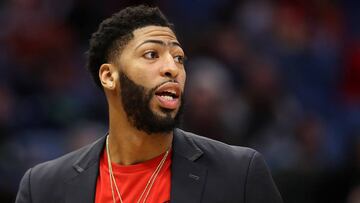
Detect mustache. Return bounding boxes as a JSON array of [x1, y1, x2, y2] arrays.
[[150, 79, 180, 94], [154, 79, 178, 89], [129, 77, 179, 93]]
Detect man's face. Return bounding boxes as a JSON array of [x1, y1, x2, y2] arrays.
[[116, 26, 186, 134]]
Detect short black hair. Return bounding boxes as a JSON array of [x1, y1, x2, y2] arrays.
[[86, 5, 174, 89]]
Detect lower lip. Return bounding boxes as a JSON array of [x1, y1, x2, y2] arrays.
[[156, 95, 179, 109]]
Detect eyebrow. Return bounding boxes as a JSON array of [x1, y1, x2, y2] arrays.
[[135, 39, 183, 50]]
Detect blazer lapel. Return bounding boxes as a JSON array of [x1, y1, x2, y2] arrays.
[[62, 130, 207, 203], [64, 136, 106, 203], [171, 129, 207, 203]]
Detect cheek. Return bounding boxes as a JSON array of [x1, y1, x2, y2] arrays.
[[179, 70, 186, 89], [132, 64, 160, 84], [126, 69, 154, 88]]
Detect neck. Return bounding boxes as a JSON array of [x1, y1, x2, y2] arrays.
[[107, 103, 173, 166]]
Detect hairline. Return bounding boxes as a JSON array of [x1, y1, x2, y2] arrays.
[[107, 25, 176, 66]]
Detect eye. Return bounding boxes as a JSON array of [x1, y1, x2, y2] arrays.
[[143, 51, 159, 59], [174, 55, 186, 64]]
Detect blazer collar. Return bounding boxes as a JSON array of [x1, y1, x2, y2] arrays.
[[65, 135, 106, 203], [72, 136, 107, 173], [68, 129, 205, 169], [64, 129, 208, 203], [170, 129, 208, 203]]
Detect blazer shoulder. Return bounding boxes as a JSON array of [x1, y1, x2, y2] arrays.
[[177, 129, 257, 162], [175, 129, 283, 202], [30, 136, 104, 182]]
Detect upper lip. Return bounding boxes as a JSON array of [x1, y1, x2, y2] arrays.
[[155, 82, 181, 98]]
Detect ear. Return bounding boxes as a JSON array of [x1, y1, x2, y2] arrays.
[[99, 63, 117, 91]]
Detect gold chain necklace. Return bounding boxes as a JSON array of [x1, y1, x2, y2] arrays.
[[106, 136, 170, 203]]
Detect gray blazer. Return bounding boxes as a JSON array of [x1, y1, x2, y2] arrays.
[[16, 129, 282, 203]]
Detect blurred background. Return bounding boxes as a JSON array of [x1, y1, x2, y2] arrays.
[[0, 0, 359, 202]]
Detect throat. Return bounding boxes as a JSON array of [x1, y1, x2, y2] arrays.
[[106, 130, 173, 165]]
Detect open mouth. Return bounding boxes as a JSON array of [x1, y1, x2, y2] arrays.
[[155, 89, 179, 100], [154, 83, 181, 109]]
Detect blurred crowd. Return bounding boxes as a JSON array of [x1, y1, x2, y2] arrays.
[[0, 0, 359, 202]]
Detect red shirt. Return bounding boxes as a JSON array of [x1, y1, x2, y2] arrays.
[[95, 149, 172, 203]]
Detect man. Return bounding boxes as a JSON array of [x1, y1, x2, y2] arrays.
[[16, 5, 282, 203]]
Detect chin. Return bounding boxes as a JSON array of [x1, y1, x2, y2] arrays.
[[160, 107, 179, 116]]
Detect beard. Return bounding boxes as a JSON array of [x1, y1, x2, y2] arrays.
[[119, 71, 184, 134]]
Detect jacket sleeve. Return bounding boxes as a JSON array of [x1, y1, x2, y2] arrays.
[[245, 151, 283, 203], [15, 168, 32, 203]]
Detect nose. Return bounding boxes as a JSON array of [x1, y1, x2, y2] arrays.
[[160, 54, 179, 78]]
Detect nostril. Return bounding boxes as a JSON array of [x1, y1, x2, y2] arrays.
[[164, 72, 172, 77]]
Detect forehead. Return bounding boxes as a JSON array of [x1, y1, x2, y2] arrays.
[[129, 26, 179, 47]]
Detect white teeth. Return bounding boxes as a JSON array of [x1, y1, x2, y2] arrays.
[[165, 90, 176, 95], [160, 95, 174, 100]]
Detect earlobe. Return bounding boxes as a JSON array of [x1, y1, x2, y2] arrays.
[[99, 64, 117, 90]]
